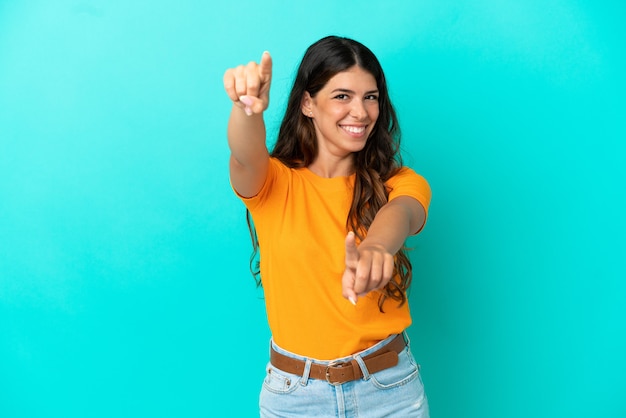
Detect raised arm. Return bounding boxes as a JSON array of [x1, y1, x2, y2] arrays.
[[341, 196, 426, 304], [223, 51, 273, 198]]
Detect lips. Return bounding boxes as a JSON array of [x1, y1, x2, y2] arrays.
[[340, 125, 367, 135]]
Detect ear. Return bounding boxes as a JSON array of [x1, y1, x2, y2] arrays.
[[301, 92, 313, 117]]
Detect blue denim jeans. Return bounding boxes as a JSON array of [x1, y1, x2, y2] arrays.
[[259, 333, 430, 417]]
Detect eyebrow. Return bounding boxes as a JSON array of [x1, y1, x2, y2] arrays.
[[331, 88, 379, 95]]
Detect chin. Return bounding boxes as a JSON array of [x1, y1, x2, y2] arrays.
[[349, 143, 367, 153]]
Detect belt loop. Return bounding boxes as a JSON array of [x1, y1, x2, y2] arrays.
[[300, 359, 312, 386], [402, 331, 411, 349], [268, 337, 275, 356], [353, 355, 371, 381]]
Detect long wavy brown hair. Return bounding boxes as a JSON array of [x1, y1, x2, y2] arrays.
[[248, 36, 412, 311]]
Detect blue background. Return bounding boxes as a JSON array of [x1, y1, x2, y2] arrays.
[[1, 1, 624, 417]]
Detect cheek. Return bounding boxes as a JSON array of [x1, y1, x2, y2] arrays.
[[367, 109, 380, 135], [369, 107, 380, 124], [366, 101, 380, 117], [330, 105, 348, 118]]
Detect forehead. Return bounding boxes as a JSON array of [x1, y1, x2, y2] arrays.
[[322, 66, 378, 91]]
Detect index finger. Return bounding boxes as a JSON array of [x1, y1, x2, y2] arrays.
[[344, 231, 359, 268], [259, 51, 272, 82]]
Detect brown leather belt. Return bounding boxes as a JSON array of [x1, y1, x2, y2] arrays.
[[270, 334, 406, 385]]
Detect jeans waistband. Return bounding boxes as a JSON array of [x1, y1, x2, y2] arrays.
[[269, 333, 409, 385]]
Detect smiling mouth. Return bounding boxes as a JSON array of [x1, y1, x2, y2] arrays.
[[340, 125, 367, 135]]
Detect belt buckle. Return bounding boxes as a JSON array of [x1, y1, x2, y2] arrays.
[[325, 360, 346, 386]]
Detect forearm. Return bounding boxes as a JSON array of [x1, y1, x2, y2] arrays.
[[227, 104, 270, 197], [361, 196, 424, 254], [342, 197, 423, 301], [227, 104, 269, 167]]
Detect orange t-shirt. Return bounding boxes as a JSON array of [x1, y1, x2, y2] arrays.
[[237, 158, 431, 360]]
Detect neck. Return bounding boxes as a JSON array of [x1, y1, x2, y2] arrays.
[[307, 154, 355, 178]]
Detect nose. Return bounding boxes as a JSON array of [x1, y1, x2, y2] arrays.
[[350, 99, 368, 120]]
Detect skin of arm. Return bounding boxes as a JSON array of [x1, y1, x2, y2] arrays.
[[224, 52, 273, 198], [227, 109, 269, 198], [342, 195, 426, 304]]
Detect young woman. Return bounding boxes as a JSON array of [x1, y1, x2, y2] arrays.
[[223, 36, 431, 417]]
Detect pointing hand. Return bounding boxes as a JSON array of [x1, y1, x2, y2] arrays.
[[341, 232, 395, 305], [223, 51, 273, 116]]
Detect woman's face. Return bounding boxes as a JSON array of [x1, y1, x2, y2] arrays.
[[302, 66, 379, 159]]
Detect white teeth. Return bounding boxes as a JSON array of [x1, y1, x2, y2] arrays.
[[342, 126, 366, 134]]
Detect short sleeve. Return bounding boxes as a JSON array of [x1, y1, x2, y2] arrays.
[[230, 157, 289, 212], [386, 167, 432, 233]]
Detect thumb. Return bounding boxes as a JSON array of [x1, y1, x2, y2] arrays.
[[238, 94, 267, 116]]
